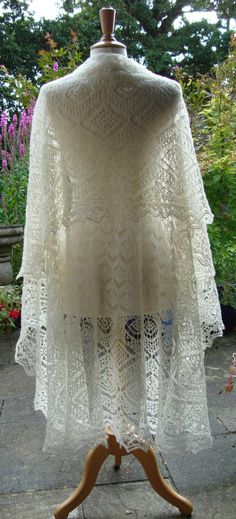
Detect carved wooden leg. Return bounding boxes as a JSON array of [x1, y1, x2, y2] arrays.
[[114, 452, 122, 470], [54, 443, 109, 519], [133, 447, 193, 516]]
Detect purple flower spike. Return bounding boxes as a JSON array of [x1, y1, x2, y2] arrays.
[[13, 114, 17, 124], [19, 143, 25, 157], [2, 159, 7, 170], [28, 100, 36, 116], [1, 112, 7, 129], [26, 114, 33, 126], [53, 61, 59, 71], [19, 111, 27, 129], [8, 123, 15, 138]]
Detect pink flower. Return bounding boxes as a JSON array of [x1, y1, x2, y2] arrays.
[[27, 99, 36, 116], [2, 159, 7, 170], [19, 111, 27, 130], [13, 114, 17, 124], [1, 112, 7, 130], [26, 114, 33, 125], [19, 143, 25, 156], [8, 123, 15, 138], [1, 150, 7, 159], [17, 129, 22, 145], [53, 61, 59, 71]]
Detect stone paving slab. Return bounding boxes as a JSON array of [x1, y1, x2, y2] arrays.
[[0, 487, 82, 519], [162, 433, 236, 494], [0, 414, 167, 493], [56, 452, 165, 489], [208, 410, 228, 435], [82, 481, 179, 519], [208, 393, 236, 432], [1, 330, 236, 519], [82, 481, 236, 519], [0, 332, 168, 495], [0, 480, 236, 519], [204, 335, 236, 434], [0, 364, 35, 399], [0, 480, 185, 519], [1, 394, 42, 423]]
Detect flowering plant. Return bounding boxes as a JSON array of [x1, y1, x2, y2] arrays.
[[224, 353, 236, 393], [0, 104, 33, 225], [0, 286, 21, 333], [0, 30, 81, 226]]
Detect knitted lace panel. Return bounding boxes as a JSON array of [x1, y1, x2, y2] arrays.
[[15, 54, 223, 455]]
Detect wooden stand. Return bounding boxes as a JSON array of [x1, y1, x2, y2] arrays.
[[54, 432, 193, 518]]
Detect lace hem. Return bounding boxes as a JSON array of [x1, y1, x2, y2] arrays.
[[16, 275, 223, 455]]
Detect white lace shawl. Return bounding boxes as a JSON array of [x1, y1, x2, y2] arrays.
[[15, 54, 224, 455]]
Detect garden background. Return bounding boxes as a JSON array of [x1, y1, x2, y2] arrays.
[[0, 0, 235, 331]]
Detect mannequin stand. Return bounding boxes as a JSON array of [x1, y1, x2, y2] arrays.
[[54, 432, 193, 519]]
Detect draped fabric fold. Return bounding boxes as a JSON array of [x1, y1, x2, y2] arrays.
[[15, 54, 223, 455]]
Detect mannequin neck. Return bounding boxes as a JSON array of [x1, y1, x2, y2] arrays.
[[90, 47, 127, 57]]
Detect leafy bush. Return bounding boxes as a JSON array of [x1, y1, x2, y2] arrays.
[[174, 34, 236, 307], [0, 106, 32, 225], [0, 31, 82, 283], [0, 106, 31, 285]]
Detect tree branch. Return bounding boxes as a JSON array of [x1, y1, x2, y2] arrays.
[[122, 0, 193, 38], [158, 0, 189, 34], [122, 0, 159, 38]]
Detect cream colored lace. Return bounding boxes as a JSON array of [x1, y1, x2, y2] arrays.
[[15, 54, 223, 455]]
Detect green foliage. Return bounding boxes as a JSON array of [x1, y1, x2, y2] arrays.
[[0, 153, 29, 224], [0, 4, 235, 302], [175, 35, 236, 306], [202, 41, 236, 306], [37, 31, 82, 85], [170, 20, 231, 75], [11, 241, 23, 283], [0, 105, 32, 225], [65, 0, 232, 74], [0, 0, 234, 112], [0, 29, 82, 284], [0, 65, 38, 114], [0, 1, 43, 111], [0, 29, 82, 112]]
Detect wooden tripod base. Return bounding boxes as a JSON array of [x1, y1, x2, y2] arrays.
[[54, 433, 193, 519]]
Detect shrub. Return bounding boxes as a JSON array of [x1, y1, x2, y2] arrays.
[[174, 35, 236, 308]]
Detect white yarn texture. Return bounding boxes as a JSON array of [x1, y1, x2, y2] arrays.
[[15, 53, 224, 455]]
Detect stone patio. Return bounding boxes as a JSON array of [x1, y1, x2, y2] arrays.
[[0, 329, 236, 518]]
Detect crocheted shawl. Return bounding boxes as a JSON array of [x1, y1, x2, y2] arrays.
[[15, 53, 224, 455]]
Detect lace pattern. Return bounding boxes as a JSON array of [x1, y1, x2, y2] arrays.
[[15, 53, 223, 455]]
